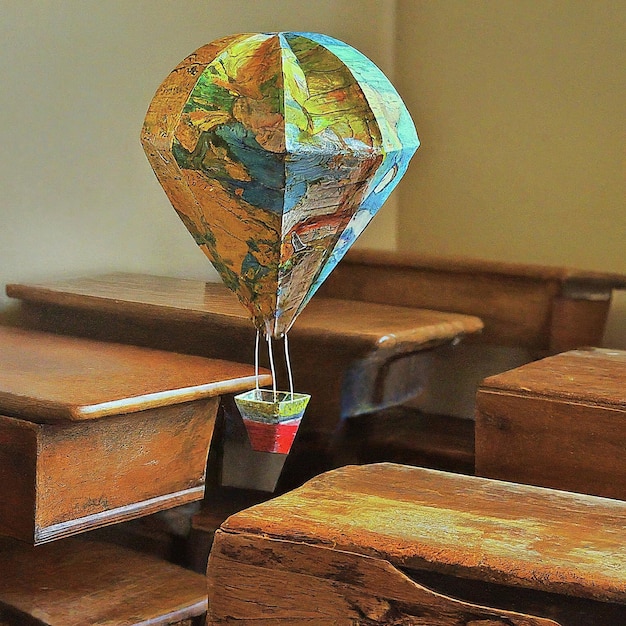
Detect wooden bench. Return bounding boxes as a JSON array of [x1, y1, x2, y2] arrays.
[[318, 248, 626, 418], [207, 463, 626, 625], [0, 537, 207, 625], [476, 347, 626, 500]]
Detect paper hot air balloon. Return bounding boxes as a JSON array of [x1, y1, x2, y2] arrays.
[[141, 32, 419, 453]]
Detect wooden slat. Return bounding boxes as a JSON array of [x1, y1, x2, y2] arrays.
[[221, 463, 626, 604], [0, 537, 207, 625]]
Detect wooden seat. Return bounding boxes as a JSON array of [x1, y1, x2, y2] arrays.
[[476, 347, 626, 499], [207, 463, 626, 625], [0, 537, 207, 625]]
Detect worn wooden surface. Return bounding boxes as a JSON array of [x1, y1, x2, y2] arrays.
[[6, 273, 482, 434], [476, 347, 626, 500], [209, 532, 560, 625], [0, 401, 215, 544], [317, 248, 626, 351], [208, 464, 626, 624], [0, 536, 207, 625], [0, 325, 269, 422], [0, 326, 266, 543]]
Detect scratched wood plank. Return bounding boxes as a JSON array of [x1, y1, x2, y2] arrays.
[[0, 537, 207, 625], [220, 464, 626, 605], [208, 530, 560, 625]]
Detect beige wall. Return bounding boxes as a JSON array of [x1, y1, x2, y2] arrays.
[[396, 1, 626, 347], [2, 1, 624, 346], [0, 0, 397, 313]]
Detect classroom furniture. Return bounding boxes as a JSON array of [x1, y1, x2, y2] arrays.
[[0, 537, 207, 626], [317, 248, 626, 417], [6, 272, 482, 483], [206, 463, 626, 625], [476, 347, 626, 500], [0, 325, 265, 624]]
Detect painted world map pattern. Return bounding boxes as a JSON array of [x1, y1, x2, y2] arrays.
[[142, 32, 419, 338]]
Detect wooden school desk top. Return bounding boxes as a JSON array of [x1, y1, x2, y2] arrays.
[[0, 325, 270, 422], [220, 463, 626, 605], [6, 272, 484, 356]]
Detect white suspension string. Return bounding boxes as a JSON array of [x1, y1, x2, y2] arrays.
[[284, 332, 294, 400], [254, 329, 260, 394], [266, 333, 277, 400]]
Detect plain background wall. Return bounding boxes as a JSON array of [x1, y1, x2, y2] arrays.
[[1, 1, 624, 346], [396, 0, 626, 347], [0, 0, 398, 310]]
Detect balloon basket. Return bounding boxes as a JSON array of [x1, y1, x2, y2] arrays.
[[234, 389, 310, 454]]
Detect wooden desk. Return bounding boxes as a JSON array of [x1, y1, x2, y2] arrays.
[[476, 347, 626, 500], [0, 325, 268, 544], [0, 537, 207, 625], [207, 463, 626, 625], [318, 248, 626, 418], [320, 248, 626, 351], [6, 273, 482, 439]]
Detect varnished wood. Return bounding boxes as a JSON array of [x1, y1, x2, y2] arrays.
[[208, 464, 626, 624], [0, 326, 266, 543], [317, 248, 626, 351], [0, 536, 207, 625], [6, 273, 483, 357], [0, 325, 270, 422], [6, 273, 482, 435], [476, 347, 626, 499]]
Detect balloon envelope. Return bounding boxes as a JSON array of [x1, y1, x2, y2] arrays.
[[141, 32, 419, 338]]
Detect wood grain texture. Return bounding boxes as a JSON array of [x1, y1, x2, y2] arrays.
[[0, 325, 270, 422], [6, 273, 483, 356], [220, 464, 626, 605], [0, 326, 266, 543], [208, 530, 560, 625], [476, 348, 626, 499], [0, 400, 218, 544], [6, 273, 481, 435], [0, 537, 207, 625], [316, 248, 626, 350]]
